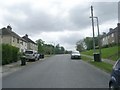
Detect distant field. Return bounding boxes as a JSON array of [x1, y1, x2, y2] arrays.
[[81, 46, 119, 61]]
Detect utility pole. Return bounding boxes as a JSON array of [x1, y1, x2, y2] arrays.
[[90, 6, 96, 53]]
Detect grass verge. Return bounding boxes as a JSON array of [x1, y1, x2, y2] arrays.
[[90, 61, 113, 73], [81, 46, 119, 61], [81, 56, 113, 73]]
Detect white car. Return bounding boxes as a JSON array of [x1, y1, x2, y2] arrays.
[[71, 51, 81, 59], [24, 50, 39, 61]]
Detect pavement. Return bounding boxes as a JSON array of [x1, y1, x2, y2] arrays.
[[2, 58, 45, 77], [3, 54, 110, 88], [81, 54, 116, 65]]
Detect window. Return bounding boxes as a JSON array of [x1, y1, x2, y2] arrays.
[[20, 41, 23, 45], [112, 33, 114, 37], [13, 37, 15, 42], [25, 51, 33, 54], [114, 60, 120, 70], [103, 38, 104, 41], [112, 40, 114, 43], [17, 38, 19, 43]]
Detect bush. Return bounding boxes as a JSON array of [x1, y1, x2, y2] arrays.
[[2, 44, 19, 65]]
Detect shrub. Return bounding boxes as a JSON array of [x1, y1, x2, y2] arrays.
[[2, 44, 19, 65]]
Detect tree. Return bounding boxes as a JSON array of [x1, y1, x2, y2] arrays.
[[36, 40, 66, 55], [60, 46, 65, 54], [83, 37, 98, 50], [76, 40, 86, 52], [36, 39, 45, 53], [84, 37, 93, 50]]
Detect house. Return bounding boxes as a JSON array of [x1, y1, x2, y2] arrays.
[[1, 25, 27, 52], [0, 29, 2, 44], [118, 23, 120, 44], [101, 23, 119, 47], [22, 34, 38, 51]]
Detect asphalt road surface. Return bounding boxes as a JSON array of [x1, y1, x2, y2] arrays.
[[3, 54, 110, 88]]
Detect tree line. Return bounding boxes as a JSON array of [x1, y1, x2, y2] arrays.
[[76, 37, 98, 52], [36, 39, 69, 54]]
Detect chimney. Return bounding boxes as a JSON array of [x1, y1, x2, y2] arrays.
[[117, 23, 120, 28], [109, 28, 113, 32], [7, 25, 12, 31], [25, 34, 28, 38], [103, 32, 106, 35]]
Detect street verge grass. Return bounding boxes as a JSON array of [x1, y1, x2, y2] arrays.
[[81, 56, 113, 73], [81, 56, 93, 62], [90, 61, 113, 73], [81, 46, 119, 61]]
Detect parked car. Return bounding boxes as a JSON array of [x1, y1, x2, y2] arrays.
[[39, 53, 44, 59], [24, 50, 39, 61], [71, 51, 81, 59], [109, 58, 120, 90]]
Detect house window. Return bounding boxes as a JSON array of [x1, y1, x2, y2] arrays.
[[112, 33, 114, 37], [13, 37, 15, 42], [112, 40, 114, 43], [103, 38, 104, 41], [20, 41, 23, 45], [17, 38, 19, 43]]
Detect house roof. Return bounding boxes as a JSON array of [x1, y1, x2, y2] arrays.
[[107, 27, 118, 35], [101, 27, 118, 39], [22, 35, 37, 45], [1, 27, 27, 42]]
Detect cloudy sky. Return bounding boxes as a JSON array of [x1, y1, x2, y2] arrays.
[[0, 0, 119, 50]]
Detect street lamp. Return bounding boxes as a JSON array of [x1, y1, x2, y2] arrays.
[[90, 16, 102, 61], [94, 17, 101, 56]]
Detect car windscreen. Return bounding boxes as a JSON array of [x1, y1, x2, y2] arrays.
[[72, 52, 79, 54], [25, 51, 33, 54]]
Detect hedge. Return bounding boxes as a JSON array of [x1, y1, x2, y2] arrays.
[[2, 44, 19, 65]]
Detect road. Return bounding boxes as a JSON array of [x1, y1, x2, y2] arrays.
[[3, 54, 110, 88]]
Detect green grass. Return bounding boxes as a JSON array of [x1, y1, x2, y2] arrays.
[[90, 61, 113, 73], [81, 46, 119, 61], [81, 56, 93, 62], [81, 56, 113, 73]]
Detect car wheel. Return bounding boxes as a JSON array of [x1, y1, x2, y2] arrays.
[[33, 58, 36, 62], [109, 83, 117, 90]]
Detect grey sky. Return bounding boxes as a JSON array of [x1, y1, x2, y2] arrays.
[[0, 0, 118, 50]]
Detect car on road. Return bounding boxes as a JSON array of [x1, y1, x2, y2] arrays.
[[39, 53, 44, 59], [109, 58, 120, 90], [71, 51, 81, 59], [24, 50, 39, 61]]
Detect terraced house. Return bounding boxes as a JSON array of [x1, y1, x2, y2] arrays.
[[101, 23, 120, 47], [22, 34, 38, 51], [1, 25, 28, 52]]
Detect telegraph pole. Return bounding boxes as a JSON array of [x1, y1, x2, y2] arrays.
[[90, 6, 96, 53]]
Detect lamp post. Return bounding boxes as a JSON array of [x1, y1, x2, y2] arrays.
[[94, 17, 101, 56], [90, 16, 102, 61]]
